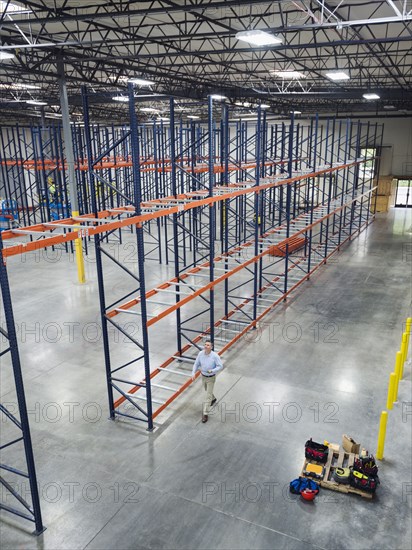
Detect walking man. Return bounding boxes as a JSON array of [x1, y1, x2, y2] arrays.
[[192, 340, 223, 423]]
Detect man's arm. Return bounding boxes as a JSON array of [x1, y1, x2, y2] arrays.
[[192, 353, 201, 377], [210, 352, 223, 374]]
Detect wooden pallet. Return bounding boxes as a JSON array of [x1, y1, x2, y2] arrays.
[[301, 443, 374, 499]]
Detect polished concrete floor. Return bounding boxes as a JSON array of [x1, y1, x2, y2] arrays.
[[0, 208, 411, 550]]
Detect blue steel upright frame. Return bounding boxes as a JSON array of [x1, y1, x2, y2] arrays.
[[82, 84, 154, 429], [0, 233, 45, 535]]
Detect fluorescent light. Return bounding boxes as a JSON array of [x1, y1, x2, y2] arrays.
[[236, 30, 282, 46], [0, 82, 40, 90], [291, 110, 302, 114], [129, 77, 155, 86], [141, 107, 159, 113], [0, 51, 15, 61], [44, 113, 63, 119], [112, 95, 129, 102], [26, 99, 47, 106], [157, 117, 170, 122], [325, 71, 350, 81], [272, 70, 306, 79], [0, 99, 24, 104], [15, 83, 40, 90], [383, 105, 396, 110], [210, 94, 227, 100], [363, 93, 380, 100], [235, 101, 251, 107], [0, 1, 32, 13], [260, 104, 270, 109], [187, 115, 200, 119]]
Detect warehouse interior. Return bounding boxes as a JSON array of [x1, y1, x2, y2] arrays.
[[0, 2, 411, 549]]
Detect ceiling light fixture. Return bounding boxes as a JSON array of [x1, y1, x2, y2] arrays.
[[141, 107, 159, 113], [112, 95, 129, 102], [26, 99, 47, 106], [291, 110, 302, 114], [0, 83, 40, 90], [0, 51, 15, 61], [15, 83, 40, 89], [45, 113, 63, 119], [363, 93, 380, 100], [0, 1, 32, 13], [187, 115, 200, 119], [0, 98, 25, 103], [272, 70, 306, 79], [383, 105, 396, 110], [129, 77, 155, 86], [260, 104, 270, 109], [325, 71, 350, 81], [210, 94, 227, 100], [236, 30, 282, 46]]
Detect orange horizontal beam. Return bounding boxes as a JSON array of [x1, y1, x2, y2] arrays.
[[1, 160, 369, 258], [1, 157, 282, 173], [108, 186, 374, 324]]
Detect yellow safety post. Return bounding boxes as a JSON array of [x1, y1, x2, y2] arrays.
[[72, 211, 86, 284], [376, 411, 388, 460], [405, 318, 412, 367], [387, 372, 397, 410], [400, 334, 407, 380], [393, 351, 402, 402], [406, 317, 412, 353]]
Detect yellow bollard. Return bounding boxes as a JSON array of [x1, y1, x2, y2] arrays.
[[400, 335, 407, 380], [376, 411, 388, 460], [387, 372, 397, 410], [406, 318, 412, 364], [406, 317, 411, 343], [72, 210, 86, 284], [393, 352, 402, 402]]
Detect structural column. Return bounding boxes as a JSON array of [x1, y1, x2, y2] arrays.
[[58, 60, 86, 283]]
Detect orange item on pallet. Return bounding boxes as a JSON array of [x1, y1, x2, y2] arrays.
[[269, 236, 307, 256]]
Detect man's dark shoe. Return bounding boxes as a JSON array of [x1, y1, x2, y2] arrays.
[[211, 398, 217, 406], [202, 415, 208, 423]]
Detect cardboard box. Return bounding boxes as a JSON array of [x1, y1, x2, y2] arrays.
[[371, 195, 390, 213], [342, 435, 360, 455], [377, 178, 393, 196], [372, 177, 393, 196]]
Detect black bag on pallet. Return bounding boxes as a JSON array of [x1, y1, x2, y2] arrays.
[[305, 438, 329, 463], [350, 469, 379, 493], [353, 454, 379, 476]]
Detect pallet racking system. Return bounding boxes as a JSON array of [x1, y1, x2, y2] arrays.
[[0, 87, 383, 531]]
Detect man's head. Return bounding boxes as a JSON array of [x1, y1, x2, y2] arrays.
[[204, 340, 213, 354]]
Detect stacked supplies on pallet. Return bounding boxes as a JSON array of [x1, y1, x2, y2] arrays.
[[371, 176, 393, 213]]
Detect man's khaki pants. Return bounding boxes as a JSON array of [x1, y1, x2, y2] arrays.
[[202, 375, 216, 415]]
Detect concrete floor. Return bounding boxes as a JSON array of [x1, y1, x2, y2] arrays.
[[0, 207, 411, 550]]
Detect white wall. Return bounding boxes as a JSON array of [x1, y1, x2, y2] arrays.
[[379, 118, 412, 177]]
